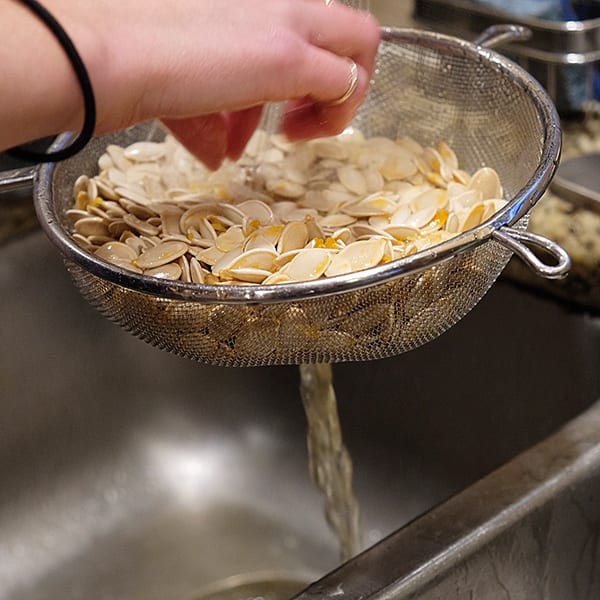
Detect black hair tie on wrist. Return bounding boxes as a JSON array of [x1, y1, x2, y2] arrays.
[[7, 0, 96, 163]]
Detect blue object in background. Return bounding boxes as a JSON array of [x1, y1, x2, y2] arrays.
[[568, 0, 600, 20], [472, 0, 564, 19], [474, 0, 600, 21], [473, 0, 600, 20], [560, 0, 600, 105], [474, 0, 600, 111]]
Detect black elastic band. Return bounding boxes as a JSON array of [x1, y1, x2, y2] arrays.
[[7, 0, 96, 163]]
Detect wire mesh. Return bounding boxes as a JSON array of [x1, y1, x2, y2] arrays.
[[36, 29, 559, 366]]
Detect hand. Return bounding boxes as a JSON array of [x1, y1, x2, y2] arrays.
[[3, 0, 381, 168], [146, 0, 381, 168]]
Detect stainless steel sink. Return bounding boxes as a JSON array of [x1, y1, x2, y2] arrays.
[[297, 399, 600, 600], [1, 228, 600, 599]]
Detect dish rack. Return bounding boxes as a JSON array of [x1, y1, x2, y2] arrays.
[[414, 0, 600, 114]]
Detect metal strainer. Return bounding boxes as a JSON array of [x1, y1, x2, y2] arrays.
[[25, 27, 567, 366]]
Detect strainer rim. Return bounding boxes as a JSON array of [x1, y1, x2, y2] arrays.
[[34, 27, 561, 305]]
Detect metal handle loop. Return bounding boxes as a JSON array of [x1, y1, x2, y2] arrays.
[[0, 166, 37, 194], [492, 226, 570, 280], [474, 25, 532, 49]]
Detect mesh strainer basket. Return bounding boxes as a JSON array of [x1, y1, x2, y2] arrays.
[[26, 27, 567, 366]]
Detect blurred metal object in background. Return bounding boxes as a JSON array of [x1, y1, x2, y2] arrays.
[[415, 0, 600, 114]]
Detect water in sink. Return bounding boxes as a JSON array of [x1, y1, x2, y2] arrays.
[[189, 571, 309, 600], [300, 363, 361, 562]]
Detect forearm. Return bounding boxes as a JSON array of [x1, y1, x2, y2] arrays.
[[0, 0, 149, 152], [2, 1, 84, 150]]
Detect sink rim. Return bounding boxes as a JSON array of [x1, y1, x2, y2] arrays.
[[294, 398, 600, 599]]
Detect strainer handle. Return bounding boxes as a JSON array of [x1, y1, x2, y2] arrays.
[[0, 166, 36, 194], [492, 227, 570, 280], [473, 25, 532, 49]]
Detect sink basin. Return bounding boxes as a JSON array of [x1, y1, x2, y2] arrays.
[[1, 230, 600, 599]]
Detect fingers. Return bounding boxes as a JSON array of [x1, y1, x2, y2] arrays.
[[284, 44, 366, 107], [262, 2, 379, 106], [162, 114, 228, 170], [301, 1, 380, 81], [263, 1, 380, 137], [224, 105, 264, 162], [174, 1, 380, 113], [281, 60, 370, 141], [327, 58, 359, 107], [157, 0, 382, 167], [162, 106, 264, 169]]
